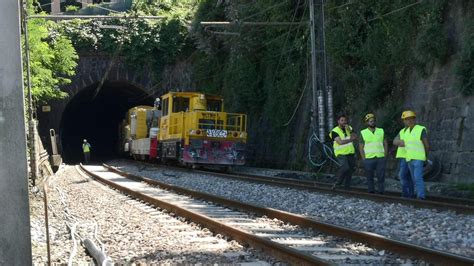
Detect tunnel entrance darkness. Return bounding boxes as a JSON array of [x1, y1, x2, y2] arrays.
[[60, 81, 154, 163]]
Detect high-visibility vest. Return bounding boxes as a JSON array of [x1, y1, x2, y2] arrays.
[[395, 128, 407, 159], [330, 126, 355, 157], [83, 143, 90, 153], [360, 127, 385, 158], [405, 125, 427, 161]]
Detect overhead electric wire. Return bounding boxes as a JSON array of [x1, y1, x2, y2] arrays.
[[282, 55, 309, 127], [280, 1, 310, 127], [84, 3, 122, 14], [193, 2, 311, 94], [367, 0, 423, 22], [238, 2, 288, 22], [190, 31, 303, 85], [325, 0, 358, 11], [270, 0, 304, 90]]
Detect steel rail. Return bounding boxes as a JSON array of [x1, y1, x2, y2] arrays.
[[222, 171, 474, 206], [79, 164, 329, 265], [197, 169, 474, 213], [140, 162, 473, 214], [101, 163, 474, 266], [132, 161, 474, 208]]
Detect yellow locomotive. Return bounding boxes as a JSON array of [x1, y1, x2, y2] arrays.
[[120, 92, 247, 166]]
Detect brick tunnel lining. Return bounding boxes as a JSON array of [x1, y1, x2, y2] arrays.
[[59, 81, 154, 163]]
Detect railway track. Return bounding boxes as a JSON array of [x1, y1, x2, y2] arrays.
[[136, 162, 474, 214], [80, 163, 474, 265], [224, 169, 474, 206]]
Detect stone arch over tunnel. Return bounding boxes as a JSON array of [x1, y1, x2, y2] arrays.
[[59, 81, 154, 163]]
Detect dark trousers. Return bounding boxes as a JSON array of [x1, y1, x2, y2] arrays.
[[334, 154, 356, 189], [84, 152, 90, 164], [363, 157, 386, 194]]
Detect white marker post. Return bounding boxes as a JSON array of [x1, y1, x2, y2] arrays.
[[0, 0, 32, 264]]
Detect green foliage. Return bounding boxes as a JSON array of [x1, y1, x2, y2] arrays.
[[455, 20, 474, 96], [187, 0, 456, 167], [325, 0, 448, 136], [65, 5, 79, 12], [25, 8, 78, 103], [414, 0, 449, 76], [190, 0, 309, 165], [55, 1, 196, 72], [132, 0, 198, 20]]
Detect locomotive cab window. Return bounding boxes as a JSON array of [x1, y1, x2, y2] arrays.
[[207, 99, 222, 112], [162, 98, 169, 116], [172, 97, 190, 113]]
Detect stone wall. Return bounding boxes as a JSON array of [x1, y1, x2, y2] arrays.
[[403, 2, 473, 183]]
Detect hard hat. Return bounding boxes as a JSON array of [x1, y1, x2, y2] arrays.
[[401, 110, 416, 119], [83, 139, 87, 142], [364, 113, 375, 122]]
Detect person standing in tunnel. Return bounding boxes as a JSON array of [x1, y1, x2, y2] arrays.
[[82, 139, 91, 164]]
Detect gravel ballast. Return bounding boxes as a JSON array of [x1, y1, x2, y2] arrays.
[[30, 165, 273, 264], [108, 159, 474, 258]]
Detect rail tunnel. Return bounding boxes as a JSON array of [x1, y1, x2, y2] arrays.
[[59, 81, 154, 163]]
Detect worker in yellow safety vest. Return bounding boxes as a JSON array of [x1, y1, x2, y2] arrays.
[[393, 111, 429, 199], [393, 123, 413, 198], [330, 114, 357, 190], [82, 139, 91, 164], [359, 113, 388, 194]]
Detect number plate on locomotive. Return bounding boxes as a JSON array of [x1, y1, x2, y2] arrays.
[[206, 129, 228, 138]]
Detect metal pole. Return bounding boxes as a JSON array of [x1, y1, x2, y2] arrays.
[[327, 86, 334, 130], [51, 0, 60, 14], [0, 0, 33, 264], [22, 0, 38, 184], [43, 183, 51, 266], [309, 0, 321, 139], [22, 1, 33, 120], [321, 0, 333, 133], [315, 0, 326, 142]]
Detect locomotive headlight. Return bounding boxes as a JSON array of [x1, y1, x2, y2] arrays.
[[190, 130, 196, 135], [240, 132, 246, 138]]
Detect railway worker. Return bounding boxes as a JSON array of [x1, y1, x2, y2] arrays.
[[359, 113, 388, 194], [82, 139, 91, 164], [393, 122, 413, 198], [393, 111, 429, 200], [330, 114, 357, 190]]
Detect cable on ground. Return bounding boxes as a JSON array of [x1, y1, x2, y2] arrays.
[[307, 131, 341, 169]]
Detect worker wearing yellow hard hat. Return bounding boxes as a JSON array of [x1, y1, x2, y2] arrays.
[[393, 110, 429, 199], [359, 113, 388, 194]]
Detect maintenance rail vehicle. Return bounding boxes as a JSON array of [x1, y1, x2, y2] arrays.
[[119, 92, 247, 167]]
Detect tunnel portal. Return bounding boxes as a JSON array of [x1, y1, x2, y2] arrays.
[[59, 81, 154, 163]]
